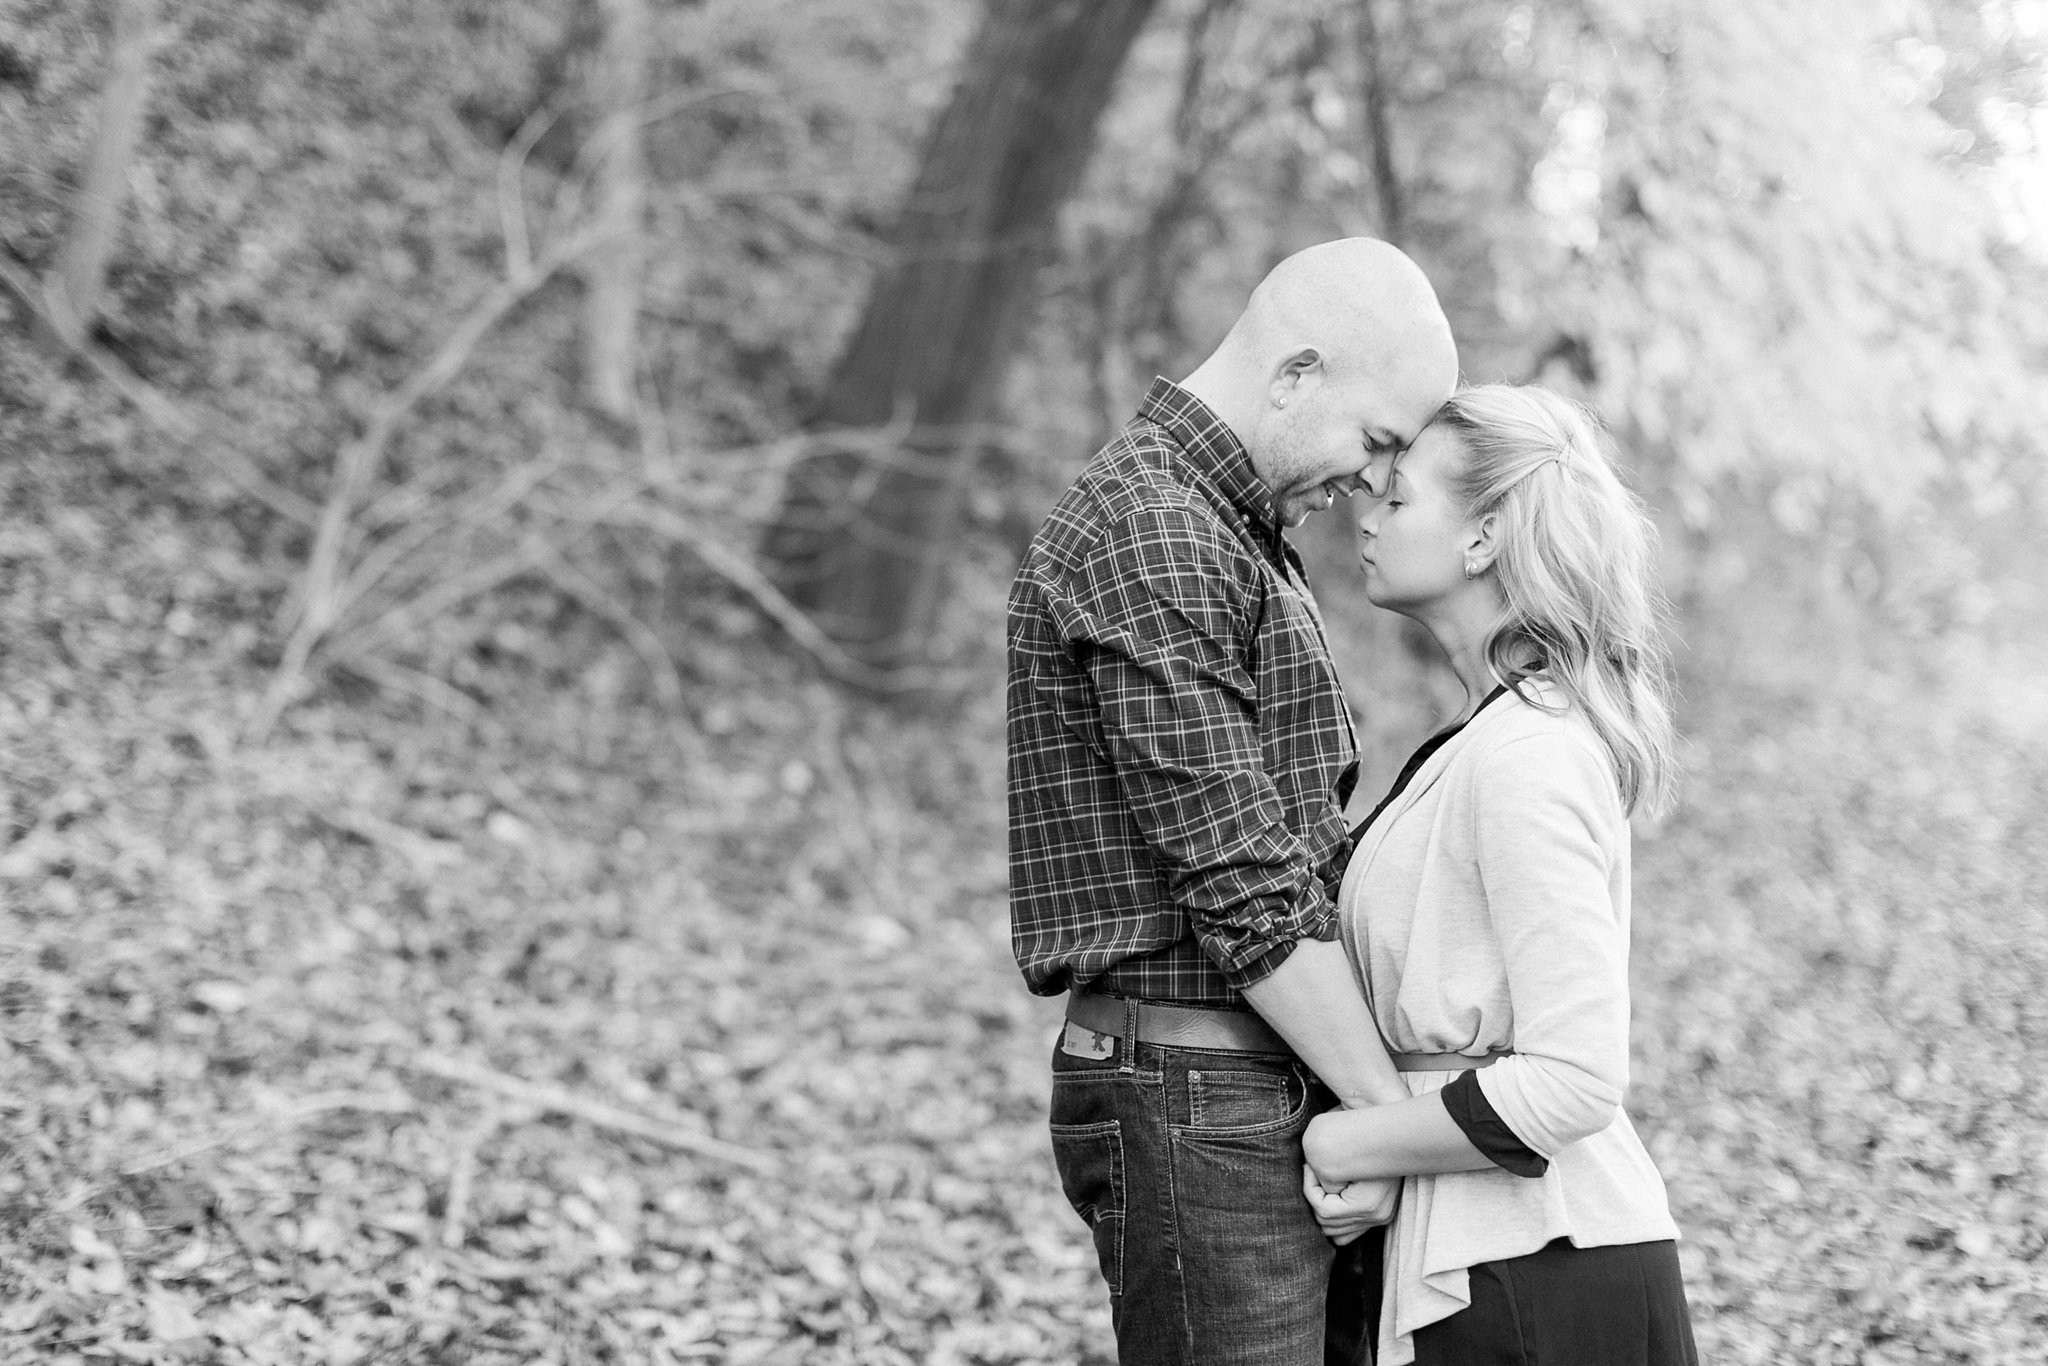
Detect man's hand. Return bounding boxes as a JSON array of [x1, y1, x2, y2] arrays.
[[1301, 1164, 1397, 1245]]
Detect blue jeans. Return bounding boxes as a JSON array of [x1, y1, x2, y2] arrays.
[[1050, 1033, 1374, 1366]]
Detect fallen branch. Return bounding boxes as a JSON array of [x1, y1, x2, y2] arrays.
[[119, 1090, 418, 1178], [308, 805, 464, 873], [529, 541, 687, 713], [0, 252, 320, 526], [439, 1112, 499, 1250], [332, 653, 491, 730], [409, 1053, 775, 1176]]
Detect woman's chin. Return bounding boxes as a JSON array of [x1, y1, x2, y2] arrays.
[[1359, 578, 1421, 617]]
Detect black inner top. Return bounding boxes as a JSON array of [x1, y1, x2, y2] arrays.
[[1351, 683, 1512, 844]]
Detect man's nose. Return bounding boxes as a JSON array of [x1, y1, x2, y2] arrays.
[[1359, 453, 1393, 499]]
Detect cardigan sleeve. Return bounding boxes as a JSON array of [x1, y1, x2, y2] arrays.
[[1441, 1068, 1548, 1177], [1468, 731, 1631, 1157]]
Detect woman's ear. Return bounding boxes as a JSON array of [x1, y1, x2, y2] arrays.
[[1463, 512, 1501, 576], [1268, 346, 1323, 408]]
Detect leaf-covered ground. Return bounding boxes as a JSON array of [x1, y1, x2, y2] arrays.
[[3, 443, 2044, 1364]]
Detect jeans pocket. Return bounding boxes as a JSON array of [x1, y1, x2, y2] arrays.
[[1181, 1064, 1308, 1137], [1050, 1119, 1126, 1296]]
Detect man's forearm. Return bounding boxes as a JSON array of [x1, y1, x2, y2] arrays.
[[1240, 938, 1406, 1108]]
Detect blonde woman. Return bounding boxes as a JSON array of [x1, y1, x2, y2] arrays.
[[1300, 385, 1699, 1366]]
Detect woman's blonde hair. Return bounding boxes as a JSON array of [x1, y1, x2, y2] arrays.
[[1435, 384, 1678, 816]]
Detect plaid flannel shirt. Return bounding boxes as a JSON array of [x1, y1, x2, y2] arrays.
[[1006, 379, 1360, 1007]]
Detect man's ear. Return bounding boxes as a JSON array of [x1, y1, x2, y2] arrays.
[[1268, 346, 1323, 408]]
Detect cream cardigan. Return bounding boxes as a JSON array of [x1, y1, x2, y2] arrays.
[[1337, 683, 1680, 1366]]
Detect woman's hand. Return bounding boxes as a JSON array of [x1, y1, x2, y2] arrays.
[[1301, 1163, 1398, 1245]]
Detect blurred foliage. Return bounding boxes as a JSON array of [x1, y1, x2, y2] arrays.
[[4, 0, 2042, 690], [1033, 0, 2048, 768], [3, 0, 2047, 1360]]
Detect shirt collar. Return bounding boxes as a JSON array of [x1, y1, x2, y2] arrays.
[[1138, 377, 1283, 553]]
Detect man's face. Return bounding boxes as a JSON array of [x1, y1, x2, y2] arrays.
[[1246, 357, 1450, 528]]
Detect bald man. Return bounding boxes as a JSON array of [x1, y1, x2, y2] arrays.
[[1007, 239, 1459, 1365]]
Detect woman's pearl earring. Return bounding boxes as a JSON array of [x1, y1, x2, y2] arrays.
[[1464, 561, 1480, 578]]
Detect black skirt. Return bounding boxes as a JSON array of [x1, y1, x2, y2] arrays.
[[1403, 1236, 1700, 1366]]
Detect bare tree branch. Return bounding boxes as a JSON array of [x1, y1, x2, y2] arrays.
[[497, 103, 560, 281], [1354, 0, 1406, 245], [0, 253, 320, 526], [593, 501, 942, 693], [324, 537, 563, 663], [51, 0, 158, 340], [581, 0, 651, 422], [329, 452, 573, 642], [255, 218, 621, 740]]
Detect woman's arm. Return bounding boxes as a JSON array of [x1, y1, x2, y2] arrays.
[[1467, 733, 1630, 1155], [1302, 1089, 1490, 1185], [1303, 731, 1632, 1186]]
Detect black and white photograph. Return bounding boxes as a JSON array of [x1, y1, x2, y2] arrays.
[[2, 0, 2045, 1362]]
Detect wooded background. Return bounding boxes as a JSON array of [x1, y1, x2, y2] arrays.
[[2, 1, 2046, 1362]]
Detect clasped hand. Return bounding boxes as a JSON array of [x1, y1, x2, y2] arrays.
[[1301, 1109, 1398, 1245]]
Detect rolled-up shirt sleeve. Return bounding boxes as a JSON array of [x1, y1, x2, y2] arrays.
[[1047, 506, 1336, 987], [1470, 732, 1631, 1156]]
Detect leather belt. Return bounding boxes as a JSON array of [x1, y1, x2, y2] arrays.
[[1066, 994, 1513, 1069], [1066, 991, 1290, 1055], [1389, 1050, 1511, 1072]]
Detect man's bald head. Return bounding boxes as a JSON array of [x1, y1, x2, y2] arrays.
[[1229, 238, 1455, 393], [1180, 238, 1460, 525]]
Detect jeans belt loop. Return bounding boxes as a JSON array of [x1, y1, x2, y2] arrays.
[[1119, 996, 1139, 1075]]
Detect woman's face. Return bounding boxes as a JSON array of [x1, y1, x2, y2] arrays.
[[1354, 425, 1482, 615]]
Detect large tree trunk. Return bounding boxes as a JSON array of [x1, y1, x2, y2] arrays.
[[48, 0, 157, 344], [768, 0, 1158, 677], [580, 0, 650, 423]]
